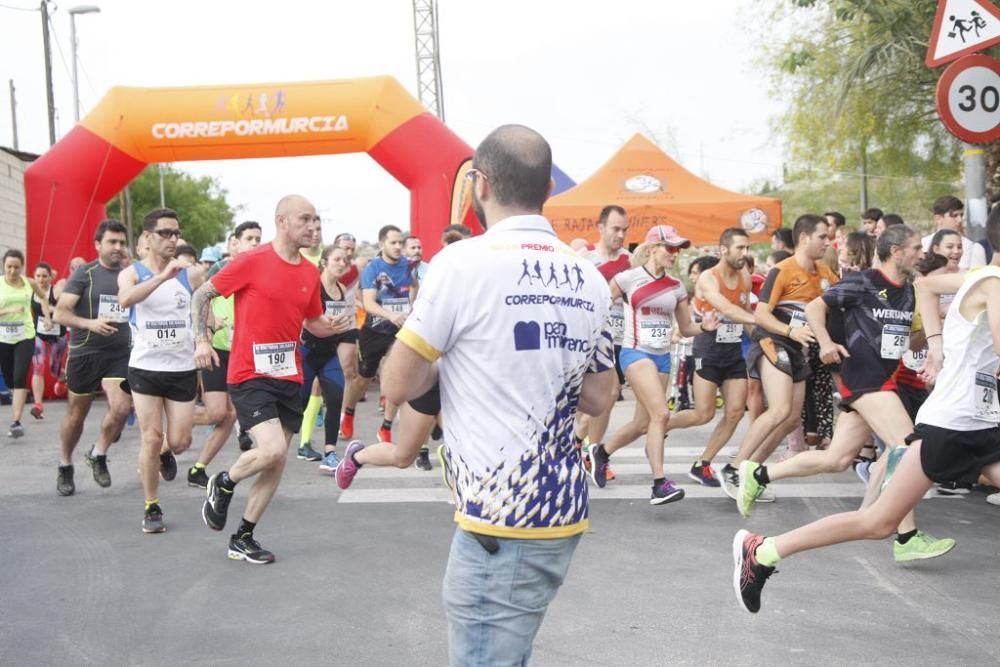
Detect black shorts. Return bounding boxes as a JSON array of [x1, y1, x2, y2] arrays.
[[128, 367, 198, 402], [694, 357, 747, 386], [746, 335, 811, 383], [837, 376, 898, 413], [897, 383, 928, 423], [229, 377, 303, 433], [66, 349, 130, 395], [358, 328, 396, 379], [409, 382, 441, 416], [909, 423, 1000, 485], [331, 329, 359, 346], [201, 349, 230, 393], [0, 338, 34, 389]]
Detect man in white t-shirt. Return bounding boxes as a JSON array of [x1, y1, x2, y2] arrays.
[[369, 125, 616, 664], [921, 195, 986, 270]]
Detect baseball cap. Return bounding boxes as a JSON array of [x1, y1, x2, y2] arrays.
[[644, 225, 690, 248], [199, 247, 222, 263]]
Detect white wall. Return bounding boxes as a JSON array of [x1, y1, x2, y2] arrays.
[[0, 149, 29, 254]]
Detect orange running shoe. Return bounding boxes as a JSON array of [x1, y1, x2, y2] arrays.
[[340, 412, 354, 439]]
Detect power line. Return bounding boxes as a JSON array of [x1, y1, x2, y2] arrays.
[[0, 2, 38, 11]]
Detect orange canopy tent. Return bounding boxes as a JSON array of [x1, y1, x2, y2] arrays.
[[543, 134, 781, 246]]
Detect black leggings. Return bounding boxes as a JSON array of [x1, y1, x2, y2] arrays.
[[0, 339, 34, 390]]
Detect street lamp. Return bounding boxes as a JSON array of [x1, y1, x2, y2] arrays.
[[69, 4, 100, 122]]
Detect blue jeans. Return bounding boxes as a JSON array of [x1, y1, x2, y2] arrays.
[[442, 527, 581, 667]]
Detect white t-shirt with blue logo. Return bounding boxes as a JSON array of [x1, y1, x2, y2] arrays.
[[397, 215, 614, 539]]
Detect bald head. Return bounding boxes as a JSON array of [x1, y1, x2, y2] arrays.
[[275, 194, 313, 219], [473, 124, 552, 212]]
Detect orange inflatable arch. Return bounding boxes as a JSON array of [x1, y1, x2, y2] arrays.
[[24, 75, 477, 273]]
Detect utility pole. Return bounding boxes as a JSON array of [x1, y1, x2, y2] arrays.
[[859, 142, 869, 213], [40, 0, 56, 146], [8, 80, 18, 150], [964, 144, 987, 242]]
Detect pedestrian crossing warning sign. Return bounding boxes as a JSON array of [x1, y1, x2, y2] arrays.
[[927, 0, 1000, 68]]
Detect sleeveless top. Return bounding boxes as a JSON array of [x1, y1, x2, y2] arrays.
[[916, 266, 1000, 431], [691, 266, 751, 362], [32, 285, 63, 341], [128, 262, 195, 372], [0, 277, 36, 344]]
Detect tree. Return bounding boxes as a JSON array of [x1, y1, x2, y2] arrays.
[[106, 165, 236, 252], [759, 0, 992, 221]]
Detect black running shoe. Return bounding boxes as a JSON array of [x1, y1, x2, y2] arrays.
[[732, 529, 775, 614], [57, 464, 75, 496], [160, 450, 178, 481], [202, 473, 233, 531], [143, 504, 166, 534], [228, 533, 275, 564], [187, 466, 209, 489], [237, 430, 253, 451], [85, 447, 111, 488], [415, 448, 432, 470]]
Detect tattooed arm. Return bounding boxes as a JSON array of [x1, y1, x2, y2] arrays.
[[192, 281, 221, 369]]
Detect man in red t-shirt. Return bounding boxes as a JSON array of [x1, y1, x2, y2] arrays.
[[191, 194, 349, 564]]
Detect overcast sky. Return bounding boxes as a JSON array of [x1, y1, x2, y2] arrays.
[[1, 0, 787, 244]]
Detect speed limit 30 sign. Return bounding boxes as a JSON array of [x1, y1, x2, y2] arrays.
[[936, 54, 1000, 143]]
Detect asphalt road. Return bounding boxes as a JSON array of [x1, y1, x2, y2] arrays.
[[1, 390, 998, 666]]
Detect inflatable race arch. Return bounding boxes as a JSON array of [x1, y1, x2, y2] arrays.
[[24, 75, 477, 274]]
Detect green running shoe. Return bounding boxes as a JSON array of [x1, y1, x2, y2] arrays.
[[894, 531, 956, 562], [738, 460, 765, 518]]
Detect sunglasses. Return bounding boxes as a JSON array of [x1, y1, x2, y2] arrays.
[[662, 244, 682, 254], [152, 229, 181, 239]]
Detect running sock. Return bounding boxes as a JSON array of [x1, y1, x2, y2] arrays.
[[219, 471, 237, 492], [192, 462, 206, 471], [344, 407, 355, 417], [896, 529, 918, 545], [653, 477, 666, 489], [350, 451, 363, 468], [755, 537, 781, 567], [573, 434, 584, 448], [381, 418, 393, 431], [300, 394, 323, 446], [597, 444, 608, 458], [144, 498, 159, 510], [754, 465, 770, 486], [93, 443, 108, 456], [237, 518, 256, 537]]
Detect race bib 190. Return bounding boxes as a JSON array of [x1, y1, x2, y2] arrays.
[[253, 341, 296, 378]]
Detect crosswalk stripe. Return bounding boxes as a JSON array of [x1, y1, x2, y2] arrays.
[[337, 481, 866, 504]]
